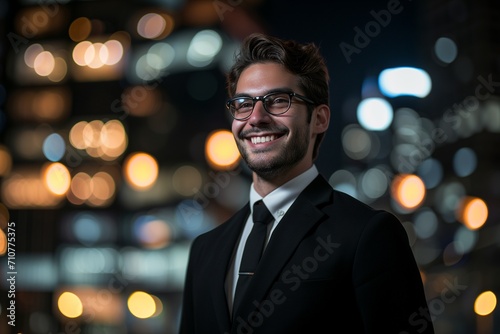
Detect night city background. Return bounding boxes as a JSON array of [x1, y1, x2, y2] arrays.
[[0, 0, 500, 333]]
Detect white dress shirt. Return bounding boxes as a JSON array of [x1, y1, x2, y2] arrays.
[[225, 165, 319, 313]]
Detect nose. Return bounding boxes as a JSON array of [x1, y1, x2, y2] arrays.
[[248, 100, 271, 125]]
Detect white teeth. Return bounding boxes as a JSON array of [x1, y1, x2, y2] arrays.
[[251, 135, 276, 144]]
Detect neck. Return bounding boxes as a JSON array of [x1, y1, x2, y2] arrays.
[[252, 162, 313, 197]]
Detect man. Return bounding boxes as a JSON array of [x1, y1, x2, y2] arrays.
[[180, 33, 434, 334]]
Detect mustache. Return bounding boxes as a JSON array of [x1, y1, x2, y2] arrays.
[[238, 126, 288, 139]]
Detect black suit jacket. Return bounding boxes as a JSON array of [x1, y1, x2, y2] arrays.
[[180, 175, 434, 333]]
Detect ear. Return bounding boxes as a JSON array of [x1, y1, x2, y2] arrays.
[[312, 104, 330, 135]]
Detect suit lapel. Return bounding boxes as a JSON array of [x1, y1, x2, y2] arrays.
[[210, 203, 250, 331], [232, 175, 333, 321]]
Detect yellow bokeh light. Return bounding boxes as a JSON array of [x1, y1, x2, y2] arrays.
[[205, 130, 240, 170], [70, 172, 92, 201], [0, 203, 9, 230], [474, 291, 497, 316], [89, 171, 115, 206], [85, 42, 106, 69], [0, 229, 7, 255], [69, 120, 127, 161], [69, 17, 92, 42], [101, 120, 127, 150], [43, 162, 71, 196], [2, 170, 62, 208], [73, 41, 92, 66], [48, 57, 68, 83], [103, 40, 124, 65], [0, 145, 12, 176], [34, 51, 55, 76], [151, 294, 164, 317], [391, 174, 426, 210], [124, 152, 159, 190], [83, 120, 104, 148], [457, 196, 488, 230], [127, 291, 156, 319], [69, 121, 88, 149], [58, 292, 83, 318]]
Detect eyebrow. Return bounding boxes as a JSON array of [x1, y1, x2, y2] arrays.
[[232, 87, 294, 98]]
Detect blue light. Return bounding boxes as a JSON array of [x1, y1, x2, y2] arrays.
[[453, 147, 477, 177], [378, 67, 432, 98], [43, 133, 65, 162], [74, 213, 102, 246]]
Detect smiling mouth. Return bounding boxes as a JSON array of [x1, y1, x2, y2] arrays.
[[250, 135, 278, 144]]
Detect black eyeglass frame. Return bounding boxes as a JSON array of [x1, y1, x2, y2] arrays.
[[226, 91, 315, 121]]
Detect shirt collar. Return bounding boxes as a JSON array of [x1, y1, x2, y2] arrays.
[[249, 165, 319, 221]]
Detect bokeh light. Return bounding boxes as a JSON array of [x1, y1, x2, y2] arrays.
[[0, 229, 7, 255], [474, 291, 497, 316], [456, 196, 488, 230], [417, 158, 443, 189], [72, 40, 124, 68], [342, 125, 373, 160], [48, 56, 68, 82], [2, 169, 62, 208], [73, 212, 102, 245], [127, 291, 157, 319], [124, 152, 159, 190], [205, 130, 240, 170], [0, 145, 12, 176], [0, 202, 9, 229], [434, 37, 458, 64], [43, 133, 66, 162], [24, 43, 44, 68], [359, 167, 388, 199], [391, 174, 426, 210], [43, 162, 71, 196], [8, 88, 71, 122], [453, 225, 478, 255], [378, 67, 432, 98], [356, 97, 393, 131], [133, 215, 173, 249], [34, 51, 55, 76], [69, 119, 127, 160], [329, 169, 357, 198], [137, 12, 174, 40], [57, 292, 83, 318], [453, 147, 477, 177], [187, 30, 223, 67], [68, 17, 92, 42]]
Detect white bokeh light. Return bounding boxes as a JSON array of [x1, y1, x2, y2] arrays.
[[378, 67, 432, 98], [357, 97, 393, 131]]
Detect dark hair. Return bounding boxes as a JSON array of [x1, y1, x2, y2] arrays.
[[226, 33, 330, 160]]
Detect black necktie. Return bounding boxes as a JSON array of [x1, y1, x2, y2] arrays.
[[233, 200, 274, 314]]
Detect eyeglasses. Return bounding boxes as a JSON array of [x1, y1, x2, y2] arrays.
[[226, 91, 315, 121]]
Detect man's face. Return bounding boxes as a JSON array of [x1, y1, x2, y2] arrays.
[[231, 62, 314, 180]]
